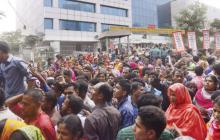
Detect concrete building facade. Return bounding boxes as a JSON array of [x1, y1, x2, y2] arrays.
[[16, 0, 132, 55]]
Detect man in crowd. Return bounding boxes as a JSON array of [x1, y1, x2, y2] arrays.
[[84, 83, 121, 140], [5, 88, 57, 140], [0, 41, 30, 98]]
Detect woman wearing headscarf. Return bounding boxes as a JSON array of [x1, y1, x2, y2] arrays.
[[194, 75, 218, 122], [9, 125, 45, 140], [166, 83, 207, 140], [0, 119, 26, 140]]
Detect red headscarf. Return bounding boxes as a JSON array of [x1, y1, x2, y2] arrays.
[[165, 83, 207, 140]]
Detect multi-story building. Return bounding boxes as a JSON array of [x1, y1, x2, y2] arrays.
[[132, 0, 170, 27], [16, 0, 132, 55], [158, 0, 220, 28]]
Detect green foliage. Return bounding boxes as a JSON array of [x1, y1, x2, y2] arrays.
[[210, 19, 220, 31], [24, 35, 43, 47], [0, 31, 24, 53], [175, 2, 207, 32], [175, 2, 207, 49]]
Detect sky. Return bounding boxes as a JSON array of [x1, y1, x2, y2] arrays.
[[0, 0, 220, 33]]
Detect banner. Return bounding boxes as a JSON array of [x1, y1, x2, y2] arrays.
[[203, 30, 210, 49], [215, 32, 220, 49], [187, 31, 197, 51], [173, 32, 185, 51]]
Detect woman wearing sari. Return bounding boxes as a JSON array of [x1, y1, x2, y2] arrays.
[[166, 83, 207, 140], [0, 119, 45, 140], [0, 119, 26, 140], [194, 75, 218, 122]]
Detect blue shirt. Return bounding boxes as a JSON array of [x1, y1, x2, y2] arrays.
[[0, 55, 29, 98], [118, 96, 136, 129]]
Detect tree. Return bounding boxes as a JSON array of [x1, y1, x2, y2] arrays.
[[210, 18, 220, 31], [0, 31, 24, 54], [175, 2, 207, 31], [24, 34, 43, 48], [174, 2, 207, 49]]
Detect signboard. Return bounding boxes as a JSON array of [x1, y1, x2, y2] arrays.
[[202, 30, 210, 49], [187, 31, 197, 51], [110, 26, 185, 35], [215, 32, 220, 49], [173, 32, 185, 51]]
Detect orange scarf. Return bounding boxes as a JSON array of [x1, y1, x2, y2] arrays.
[[165, 83, 207, 140]]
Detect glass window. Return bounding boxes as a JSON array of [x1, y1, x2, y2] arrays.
[[44, 18, 53, 29], [60, 20, 96, 32], [101, 5, 128, 17], [44, 0, 52, 7], [101, 24, 128, 32], [59, 0, 95, 13]]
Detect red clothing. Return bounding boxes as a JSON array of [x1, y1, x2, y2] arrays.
[[11, 104, 57, 140], [207, 120, 220, 140], [165, 83, 207, 140]]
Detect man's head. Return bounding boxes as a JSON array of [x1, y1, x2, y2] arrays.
[[75, 80, 88, 100], [136, 94, 161, 109], [193, 56, 199, 63], [0, 41, 10, 62], [131, 80, 145, 105], [21, 88, 44, 118], [114, 79, 131, 102], [61, 95, 84, 116], [63, 70, 72, 83], [194, 66, 203, 76], [172, 69, 184, 84], [133, 106, 166, 140], [213, 63, 220, 76], [0, 88, 5, 108], [42, 91, 57, 114], [92, 83, 113, 105]]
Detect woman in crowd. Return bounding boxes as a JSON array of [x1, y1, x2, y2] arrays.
[[166, 83, 207, 140], [194, 75, 218, 122], [56, 115, 84, 140]]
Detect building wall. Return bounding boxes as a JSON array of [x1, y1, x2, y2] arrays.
[[132, 0, 170, 27], [16, 0, 132, 54], [157, 2, 171, 28]]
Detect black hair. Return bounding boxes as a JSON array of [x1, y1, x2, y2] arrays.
[[57, 115, 83, 138], [98, 84, 113, 102], [193, 56, 199, 63], [131, 81, 145, 93], [195, 66, 204, 76], [84, 66, 93, 72], [76, 75, 89, 82], [213, 63, 220, 76], [45, 91, 57, 109], [127, 73, 138, 80], [9, 131, 27, 140], [142, 67, 151, 77], [138, 106, 166, 138], [24, 88, 43, 103], [205, 75, 218, 86], [211, 90, 220, 101], [207, 57, 215, 65], [136, 94, 161, 109], [63, 69, 72, 78], [214, 96, 220, 106], [0, 88, 5, 107], [118, 79, 131, 96], [172, 69, 183, 76], [68, 95, 84, 114], [0, 119, 6, 137], [96, 72, 107, 79], [0, 41, 10, 53], [75, 80, 88, 99], [89, 78, 100, 86]]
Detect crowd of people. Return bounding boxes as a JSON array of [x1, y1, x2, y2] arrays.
[[0, 40, 220, 140]]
